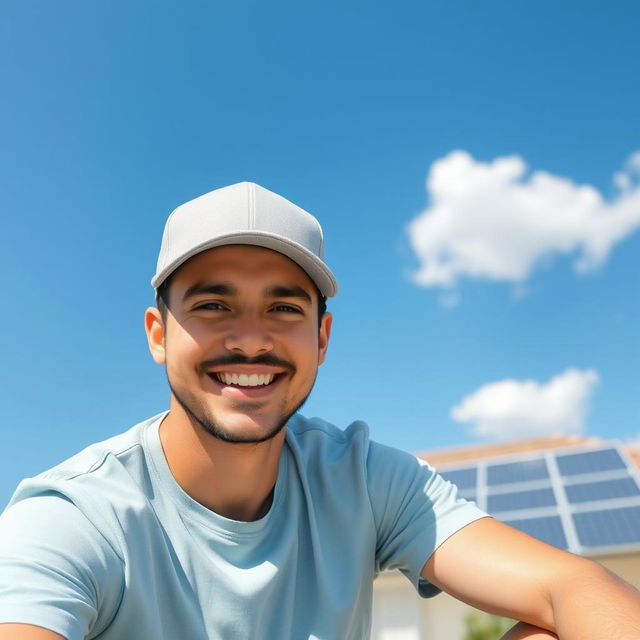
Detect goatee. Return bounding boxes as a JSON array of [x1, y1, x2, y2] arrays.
[[167, 380, 311, 445]]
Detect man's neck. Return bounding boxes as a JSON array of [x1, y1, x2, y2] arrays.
[[158, 410, 285, 522]]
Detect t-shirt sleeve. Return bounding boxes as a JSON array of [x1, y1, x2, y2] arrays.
[[366, 440, 489, 597], [0, 493, 124, 640]]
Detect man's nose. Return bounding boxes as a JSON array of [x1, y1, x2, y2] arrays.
[[223, 314, 274, 356]]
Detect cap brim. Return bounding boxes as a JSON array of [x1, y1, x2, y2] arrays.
[[151, 231, 338, 298]]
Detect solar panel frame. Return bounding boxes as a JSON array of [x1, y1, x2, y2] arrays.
[[570, 495, 640, 513], [562, 468, 637, 485]]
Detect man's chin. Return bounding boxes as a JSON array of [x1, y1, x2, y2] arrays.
[[198, 416, 288, 445], [167, 380, 310, 446]]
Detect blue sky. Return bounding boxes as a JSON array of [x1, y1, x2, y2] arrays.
[[1, 0, 639, 507]]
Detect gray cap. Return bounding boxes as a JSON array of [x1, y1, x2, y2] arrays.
[[152, 182, 338, 297]]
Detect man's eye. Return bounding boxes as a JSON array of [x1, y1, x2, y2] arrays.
[[194, 302, 226, 311], [272, 304, 301, 314]]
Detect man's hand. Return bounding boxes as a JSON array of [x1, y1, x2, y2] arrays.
[[421, 517, 640, 639]]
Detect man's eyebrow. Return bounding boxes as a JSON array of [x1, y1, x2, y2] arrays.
[[265, 285, 313, 304], [182, 282, 236, 301]]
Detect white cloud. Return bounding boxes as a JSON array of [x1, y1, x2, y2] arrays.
[[451, 368, 599, 439], [408, 151, 640, 288], [614, 151, 640, 192]]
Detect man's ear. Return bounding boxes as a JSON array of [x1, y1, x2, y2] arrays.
[[145, 307, 166, 364], [317, 312, 332, 365]]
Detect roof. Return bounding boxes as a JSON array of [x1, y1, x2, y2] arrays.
[[417, 435, 640, 472], [414, 435, 640, 557]]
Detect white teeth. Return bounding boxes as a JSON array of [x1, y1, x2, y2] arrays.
[[215, 372, 275, 387]]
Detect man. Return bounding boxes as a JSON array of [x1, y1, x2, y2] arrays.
[[0, 182, 638, 640]]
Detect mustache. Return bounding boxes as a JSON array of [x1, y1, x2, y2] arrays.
[[198, 353, 296, 375]]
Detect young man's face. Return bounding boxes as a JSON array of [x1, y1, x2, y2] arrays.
[[146, 245, 332, 444]]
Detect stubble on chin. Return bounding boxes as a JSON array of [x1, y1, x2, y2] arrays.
[[166, 379, 309, 445]]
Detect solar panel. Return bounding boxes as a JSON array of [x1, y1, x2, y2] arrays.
[[439, 467, 477, 490], [488, 487, 556, 513], [487, 458, 548, 486], [555, 448, 626, 477], [503, 515, 568, 549], [565, 478, 640, 504], [573, 506, 640, 548], [436, 442, 640, 555]]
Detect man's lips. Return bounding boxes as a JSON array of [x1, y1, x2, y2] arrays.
[[205, 370, 286, 397], [208, 371, 282, 387], [199, 354, 294, 374], [200, 354, 294, 390]]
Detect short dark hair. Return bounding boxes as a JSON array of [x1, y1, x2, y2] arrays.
[[155, 274, 327, 326]]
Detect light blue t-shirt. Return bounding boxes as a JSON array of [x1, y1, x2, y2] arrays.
[[0, 413, 487, 639]]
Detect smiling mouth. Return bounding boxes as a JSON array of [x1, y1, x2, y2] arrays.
[[209, 372, 282, 388]]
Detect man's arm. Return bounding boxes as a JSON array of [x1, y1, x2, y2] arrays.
[[0, 624, 66, 639], [0, 496, 123, 638], [502, 622, 558, 639], [421, 517, 640, 639]]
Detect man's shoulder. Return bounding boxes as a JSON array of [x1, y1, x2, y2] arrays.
[[6, 413, 165, 513], [285, 414, 373, 468], [287, 413, 370, 444], [286, 414, 441, 485], [37, 412, 164, 482]]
